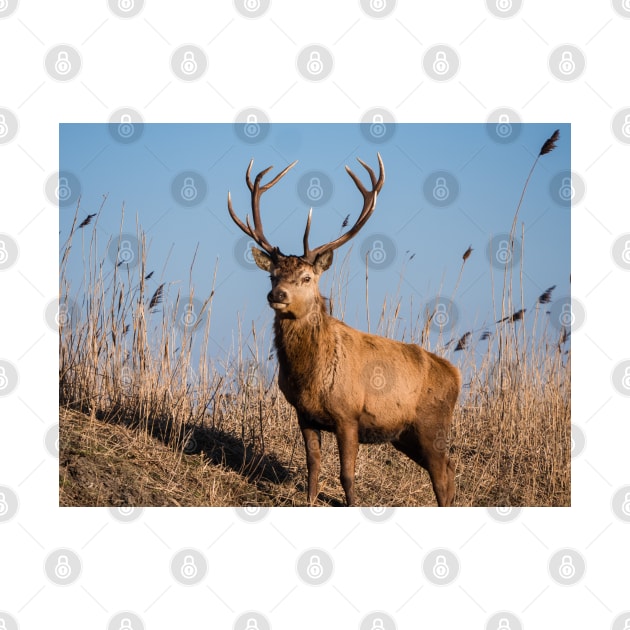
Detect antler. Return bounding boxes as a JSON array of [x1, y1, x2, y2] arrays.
[[303, 153, 385, 263], [228, 159, 298, 258]]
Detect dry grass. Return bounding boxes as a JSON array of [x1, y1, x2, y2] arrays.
[[59, 133, 570, 507]]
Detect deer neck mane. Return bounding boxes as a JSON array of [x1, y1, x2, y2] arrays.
[[273, 295, 335, 381]]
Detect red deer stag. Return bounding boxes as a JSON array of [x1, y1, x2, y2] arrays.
[[228, 154, 461, 506]]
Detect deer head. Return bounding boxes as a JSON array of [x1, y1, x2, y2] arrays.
[[227, 154, 385, 319]]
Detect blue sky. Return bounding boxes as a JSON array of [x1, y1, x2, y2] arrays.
[[59, 122, 570, 364]]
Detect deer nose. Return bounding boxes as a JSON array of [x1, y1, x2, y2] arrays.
[[268, 289, 287, 303]]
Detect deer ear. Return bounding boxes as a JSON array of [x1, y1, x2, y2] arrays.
[[314, 250, 333, 273], [251, 247, 273, 272]]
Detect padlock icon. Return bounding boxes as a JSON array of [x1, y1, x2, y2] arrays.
[[432, 51, 449, 75], [181, 555, 198, 579], [118, 113, 134, 138], [622, 114, 630, 138], [497, 618, 511, 630], [370, 506, 386, 516], [432, 555, 449, 579], [369, 239, 386, 264], [181, 176, 198, 201], [181, 303, 197, 327], [244, 113, 260, 138], [558, 554, 575, 579], [432, 176, 449, 201], [622, 366, 630, 390], [371, 618, 385, 630], [0, 367, 7, 390], [54, 554, 72, 579], [244, 240, 257, 265], [370, 113, 386, 138], [307, 51, 323, 75], [0, 492, 8, 515], [244, 0, 261, 10], [0, 240, 8, 264], [56, 176, 72, 202], [434, 302, 449, 327], [621, 240, 630, 264], [244, 505, 260, 516], [118, 240, 134, 264], [57, 304, 69, 327], [558, 51, 575, 75], [621, 492, 630, 516], [623, 0, 630, 11], [370, 0, 386, 11], [495, 0, 512, 11], [306, 554, 323, 579], [118, 0, 134, 11], [181, 51, 198, 75], [55, 50, 72, 75], [118, 505, 134, 516], [496, 113, 512, 138], [623, 619, 630, 630], [570, 435, 575, 452], [558, 176, 573, 202], [495, 239, 511, 264], [371, 365, 386, 390], [559, 303, 574, 328], [245, 619, 260, 630], [0, 114, 8, 138], [496, 506, 512, 516], [119, 618, 133, 630], [0, 0, 8, 11], [307, 177, 323, 201]]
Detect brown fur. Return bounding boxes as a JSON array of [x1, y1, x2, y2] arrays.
[[254, 252, 461, 507]]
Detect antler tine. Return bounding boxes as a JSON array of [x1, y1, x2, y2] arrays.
[[303, 208, 313, 258], [229, 159, 298, 257], [303, 153, 385, 262]]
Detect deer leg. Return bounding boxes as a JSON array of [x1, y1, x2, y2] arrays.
[[335, 424, 359, 506], [300, 424, 321, 506], [392, 426, 455, 507]]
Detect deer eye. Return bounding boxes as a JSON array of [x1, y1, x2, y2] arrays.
[[302, 276, 311, 283]]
